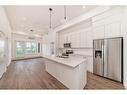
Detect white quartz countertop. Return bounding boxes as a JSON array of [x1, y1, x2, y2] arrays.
[[43, 55, 87, 68]]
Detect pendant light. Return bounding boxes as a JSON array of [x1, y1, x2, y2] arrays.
[[49, 8, 53, 31]]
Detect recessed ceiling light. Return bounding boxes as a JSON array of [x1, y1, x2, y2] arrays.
[[82, 6, 86, 9]]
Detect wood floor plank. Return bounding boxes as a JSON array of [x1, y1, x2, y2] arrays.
[[84, 72, 124, 89]]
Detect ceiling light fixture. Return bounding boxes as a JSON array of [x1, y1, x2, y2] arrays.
[[49, 8, 53, 30]]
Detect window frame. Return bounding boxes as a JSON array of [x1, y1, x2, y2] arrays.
[[15, 40, 41, 58]]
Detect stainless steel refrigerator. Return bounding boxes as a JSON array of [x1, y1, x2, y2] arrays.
[[93, 37, 123, 83]]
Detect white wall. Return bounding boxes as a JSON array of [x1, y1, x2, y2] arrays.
[[0, 6, 12, 78], [11, 33, 43, 60]]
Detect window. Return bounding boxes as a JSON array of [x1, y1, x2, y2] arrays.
[[16, 41, 25, 57], [25, 42, 37, 55], [16, 41, 41, 58]]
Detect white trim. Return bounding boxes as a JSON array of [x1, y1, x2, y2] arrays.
[[13, 40, 42, 59]]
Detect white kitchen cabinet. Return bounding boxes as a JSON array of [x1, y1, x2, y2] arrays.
[[93, 25, 105, 39], [75, 31, 81, 48], [58, 27, 93, 48], [45, 57, 87, 89], [86, 56, 93, 73], [67, 33, 71, 43], [45, 59, 58, 77], [92, 7, 123, 39], [69, 33, 73, 44], [93, 20, 122, 39], [71, 32, 77, 48], [86, 29, 93, 48], [80, 31, 87, 48], [62, 34, 71, 43], [105, 22, 121, 38], [63, 35, 67, 43], [59, 35, 63, 48]]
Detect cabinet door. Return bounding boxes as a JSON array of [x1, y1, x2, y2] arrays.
[[76, 31, 81, 48], [80, 31, 86, 48], [105, 22, 121, 38], [46, 59, 57, 77], [68, 33, 71, 43], [69, 33, 73, 46], [71, 32, 77, 48], [86, 29, 93, 48], [59, 35, 64, 48], [93, 25, 105, 39], [63, 35, 67, 43]]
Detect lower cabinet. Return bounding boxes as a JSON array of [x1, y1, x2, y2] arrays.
[[86, 56, 93, 73], [45, 58, 87, 89]]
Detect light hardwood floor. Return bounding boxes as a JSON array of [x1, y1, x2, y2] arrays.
[[0, 58, 124, 89], [84, 72, 124, 89], [0, 58, 67, 89]]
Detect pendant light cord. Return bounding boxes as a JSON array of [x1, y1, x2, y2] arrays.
[[64, 6, 67, 20], [49, 8, 52, 29]]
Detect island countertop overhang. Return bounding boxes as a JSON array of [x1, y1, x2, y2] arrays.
[[43, 55, 87, 68]]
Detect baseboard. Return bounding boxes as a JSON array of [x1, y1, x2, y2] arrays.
[[12, 56, 43, 61]]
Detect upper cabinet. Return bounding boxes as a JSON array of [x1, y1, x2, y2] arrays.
[[92, 7, 124, 39], [93, 25, 105, 39], [58, 7, 125, 49], [58, 26, 93, 48], [86, 28, 93, 48], [105, 22, 121, 38]]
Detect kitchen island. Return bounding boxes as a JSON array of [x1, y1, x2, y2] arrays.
[[43, 55, 87, 89]]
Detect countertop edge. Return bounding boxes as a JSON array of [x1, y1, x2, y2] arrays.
[[43, 55, 87, 68]]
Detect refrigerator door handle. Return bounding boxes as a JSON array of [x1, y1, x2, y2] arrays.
[[101, 40, 104, 76], [103, 39, 108, 77]]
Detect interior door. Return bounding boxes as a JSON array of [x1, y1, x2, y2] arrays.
[[104, 38, 122, 82], [93, 39, 104, 76]]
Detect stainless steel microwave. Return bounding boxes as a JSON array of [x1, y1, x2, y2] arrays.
[[64, 43, 71, 48]]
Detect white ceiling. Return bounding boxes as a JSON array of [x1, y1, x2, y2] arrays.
[[4, 6, 97, 35]]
